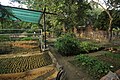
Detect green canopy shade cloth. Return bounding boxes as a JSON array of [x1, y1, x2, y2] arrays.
[[0, 5, 43, 23]]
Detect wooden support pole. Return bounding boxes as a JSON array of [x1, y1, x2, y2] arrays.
[[43, 8, 47, 49]]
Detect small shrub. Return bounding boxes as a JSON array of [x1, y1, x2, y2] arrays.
[[55, 33, 80, 56], [80, 41, 101, 53], [55, 34, 103, 56], [75, 54, 112, 79]]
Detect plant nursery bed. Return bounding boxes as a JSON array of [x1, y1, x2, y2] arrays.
[[0, 53, 52, 74]]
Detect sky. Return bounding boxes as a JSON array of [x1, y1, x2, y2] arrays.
[[0, 0, 27, 8], [0, 0, 106, 8], [0, 0, 18, 6]]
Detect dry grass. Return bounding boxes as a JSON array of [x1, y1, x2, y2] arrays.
[[11, 41, 38, 49]]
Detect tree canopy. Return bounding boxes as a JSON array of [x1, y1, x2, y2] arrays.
[[0, 0, 119, 40]]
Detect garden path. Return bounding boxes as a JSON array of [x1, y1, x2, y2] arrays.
[[49, 46, 92, 80]]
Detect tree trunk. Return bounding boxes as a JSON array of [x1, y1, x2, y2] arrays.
[[63, 26, 66, 33], [108, 18, 113, 42], [92, 1, 113, 42]]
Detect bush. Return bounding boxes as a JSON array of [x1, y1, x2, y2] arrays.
[[55, 33, 103, 56], [76, 54, 111, 79], [55, 33, 81, 56], [80, 41, 101, 53]]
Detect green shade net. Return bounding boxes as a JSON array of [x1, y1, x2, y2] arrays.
[[0, 5, 43, 23]]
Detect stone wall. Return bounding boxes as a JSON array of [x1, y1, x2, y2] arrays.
[[77, 26, 120, 42], [79, 30, 108, 42]]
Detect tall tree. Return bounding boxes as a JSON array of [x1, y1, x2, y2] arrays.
[[10, 0, 91, 35], [91, 0, 120, 42]]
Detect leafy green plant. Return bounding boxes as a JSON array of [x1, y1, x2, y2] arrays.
[[0, 35, 10, 41], [80, 41, 101, 53], [55, 33, 81, 56], [55, 33, 103, 56], [20, 37, 38, 41], [104, 52, 120, 59], [75, 54, 111, 79]]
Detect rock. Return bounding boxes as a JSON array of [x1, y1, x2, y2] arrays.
[[115, 69, 120, 78], [100, 71, 120, 80]]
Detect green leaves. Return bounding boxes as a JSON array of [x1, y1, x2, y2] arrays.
[[108, 0, 120, 8], [55, 33, 80, 56], [94, 9, 120, 30], [75, 54, 111, 78], [79, 41, 101, 53], [55, 35, 102, 56], [13, 0, 92, 32]]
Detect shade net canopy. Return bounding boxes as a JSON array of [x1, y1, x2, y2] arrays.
[[0, 5, 43, 23]]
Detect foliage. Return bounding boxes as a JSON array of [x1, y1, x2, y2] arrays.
[[11, 0, 92, 33], [86, 8, 103, 24], [104, 52, 120, 59], [0, 35, 10, 41], [75, 54, 111, 79], [55, 33, 80, 56], [94, 10, 120, 30], [20, 37, 38, 41], [90, 0, 120, 41], [96, 51, 120, 72], [80, 41, 102, 53], [0, 53, 52, 74], [108, 0, 120, 8], [96, 10, 109, 30], [52, 26, 63, 37], [55, 34, 102, 56]]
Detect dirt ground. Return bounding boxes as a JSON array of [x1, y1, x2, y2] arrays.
[[50, 46, 92, 80]]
